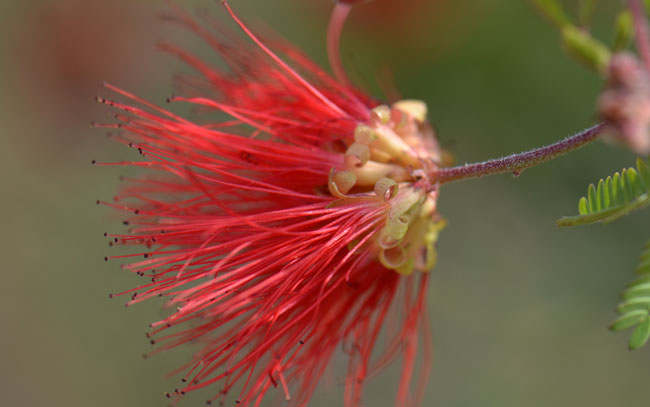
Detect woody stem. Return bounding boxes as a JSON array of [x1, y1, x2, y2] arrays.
[[434, 123, 605, 185]]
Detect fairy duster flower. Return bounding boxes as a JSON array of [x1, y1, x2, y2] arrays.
[[97, 2, 445, 406]]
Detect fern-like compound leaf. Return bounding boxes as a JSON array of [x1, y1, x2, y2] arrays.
[[557, 158, 650, 226], [611, 241, 650, 350]]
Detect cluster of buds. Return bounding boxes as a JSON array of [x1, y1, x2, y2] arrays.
[[598, 52, 650, 155], [329, 100, 446, 275]]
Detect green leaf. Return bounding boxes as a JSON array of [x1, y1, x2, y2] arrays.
[[532, 0, 571, 27], [628, 317, 650, 350], [577, 197, 588, 214], [588, 183, 598, 212], [613, 11, 633, 51], [636, 157, 650, 186], [617, 296, 650, 314], [611, 241, 650, 350], [596, 179, 606, 211], [561, 25, 612, 75], [557, 158, 650, 226], [610, 309, 648, 331], [622, 282, 650, 300]]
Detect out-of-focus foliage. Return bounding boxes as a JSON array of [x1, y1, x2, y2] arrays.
[[544, 1, 650, 350], [533, 0, 620, 75], [611, 242, 650, 350]]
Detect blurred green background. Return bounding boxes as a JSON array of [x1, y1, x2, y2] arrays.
[[1, 0, 648, 406]]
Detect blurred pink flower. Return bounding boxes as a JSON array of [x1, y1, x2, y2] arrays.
[[599, 52, 650, 155]]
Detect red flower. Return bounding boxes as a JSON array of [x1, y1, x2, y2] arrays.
[[98, 2, 444, 406]]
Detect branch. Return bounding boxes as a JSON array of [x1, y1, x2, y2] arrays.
[[434, 123, 606, 184]]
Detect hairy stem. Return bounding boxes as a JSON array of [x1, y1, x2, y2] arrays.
[[630, 0, 650, 70], [434, 123, 605, 184]]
